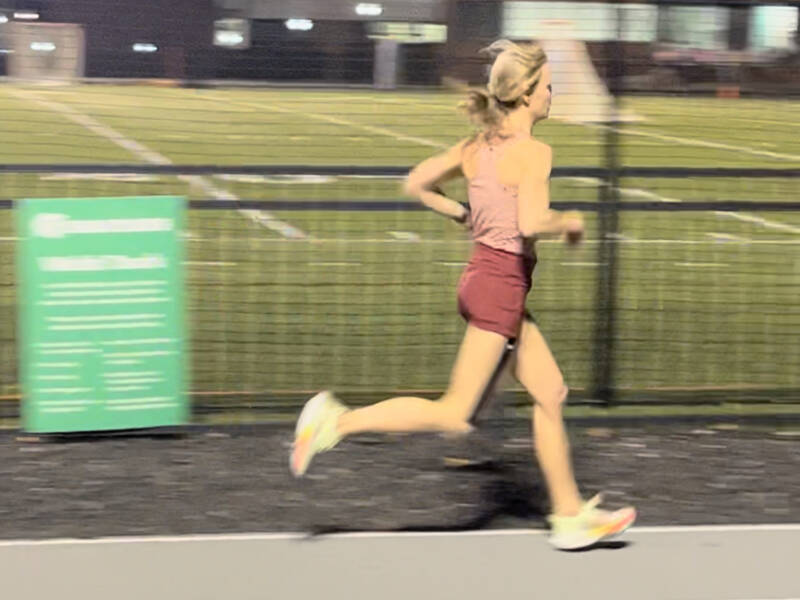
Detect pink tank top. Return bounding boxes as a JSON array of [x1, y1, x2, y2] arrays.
[[467, 135, 530, 257]]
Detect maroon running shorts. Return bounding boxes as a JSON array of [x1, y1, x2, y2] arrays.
[[457, 242, 536, 339]]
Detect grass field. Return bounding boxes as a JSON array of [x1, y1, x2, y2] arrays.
[[0, 84, 799, 410]]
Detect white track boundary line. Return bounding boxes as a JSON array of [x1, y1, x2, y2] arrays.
[[572, 176, 798, 235], [1, 523, 799, 547], [329, 94, 459, 113], [195, 93, 447, 150], [226, 97, 447, 150], [570, 118, 800, 236], [586, 122, 800, 163], [708, 232, 749, 242], [627, 105, 800, 130], [674, 262, 729, 268], [715, 211, 800, 235], [6, 88, 306, 240], [567, 176, 684, 203]]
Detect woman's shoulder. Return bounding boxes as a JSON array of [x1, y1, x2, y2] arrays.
[[514, 136, 551, 156], [504, 136, 550, 168]]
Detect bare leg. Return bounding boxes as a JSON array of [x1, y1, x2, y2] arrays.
[[337, 325, 508, 437], [511, 318, 583, 516]]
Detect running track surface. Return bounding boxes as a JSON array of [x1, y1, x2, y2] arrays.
[[1, 525, 798, 600]]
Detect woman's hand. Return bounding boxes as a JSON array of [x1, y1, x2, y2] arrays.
[[453, 204, 472, 232], [563, 211, 584, 246]]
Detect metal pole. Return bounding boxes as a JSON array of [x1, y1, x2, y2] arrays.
[[590, 2, 623, 406]]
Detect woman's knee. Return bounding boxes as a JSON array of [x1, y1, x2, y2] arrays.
[[532, 383, 569, 411], [436, 394, 475, 432]]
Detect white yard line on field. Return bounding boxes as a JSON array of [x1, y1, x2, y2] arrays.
[[582, 121, 800, 163], [241, 95, 800, 240], [714, 211, 800, 235], [224, 97, 447, 150], [5, 88, 306, 240], [707, 232, 749, 242], [674, 262, 730, 268]]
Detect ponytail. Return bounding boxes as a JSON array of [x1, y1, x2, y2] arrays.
[[460, 87, 502, 129]]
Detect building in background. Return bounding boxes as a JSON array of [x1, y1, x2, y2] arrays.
[[0, 0, 797, 93]]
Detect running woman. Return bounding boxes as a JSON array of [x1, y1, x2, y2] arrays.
[[290, 40, 636, 550]]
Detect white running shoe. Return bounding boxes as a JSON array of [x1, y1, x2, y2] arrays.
[[547, 494, 637, 550], [290, 391, 348, 478]]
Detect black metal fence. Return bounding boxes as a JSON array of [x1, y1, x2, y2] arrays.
[[2, 0, 800, 414], [1, 164, 798, 416]]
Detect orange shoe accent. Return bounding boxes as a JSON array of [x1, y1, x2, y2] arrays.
[[291, 430, 313, 476]]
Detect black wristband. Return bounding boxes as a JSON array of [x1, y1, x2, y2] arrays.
[[453, 205, 470, 224]]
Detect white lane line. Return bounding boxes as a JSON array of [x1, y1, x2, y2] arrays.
[[316, 94, 457, 111], [567, 122, 800, 235], [628, 104, 800, 129], [435, 261, 467, 267], [1, 523, 799, 547], [714, 211, 800, 235], [707, 232, 749, 242], [566, 176, 682, 202], [5, 88, 306, 240], [564, 176, 605, 187], [227, 97, 447, 149], [586, 122, 800, 162], [617, 184, 682, 203], [388, 231, 421, 241], [574, 177, 798, 235], [674, 262, 729, 268], [307, 261, 361, 267]]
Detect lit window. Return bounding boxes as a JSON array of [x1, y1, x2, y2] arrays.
[[215, 31, 244, 47], [133, 43, 158, 53], [356, 3, 383, 16], [285, 18, 313, 31], [214, 19, 250, 49], [30, 42, 56, 52]]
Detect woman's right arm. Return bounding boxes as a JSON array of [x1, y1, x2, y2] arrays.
[[404, 140, 470, 223]]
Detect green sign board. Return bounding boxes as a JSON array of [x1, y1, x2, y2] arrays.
[[16, 196, 188, 433]]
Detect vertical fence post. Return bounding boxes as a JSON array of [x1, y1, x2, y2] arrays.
[[591, 2, 624, 406]]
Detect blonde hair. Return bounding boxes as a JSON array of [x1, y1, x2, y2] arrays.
[[460, 40, 548, 131]]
